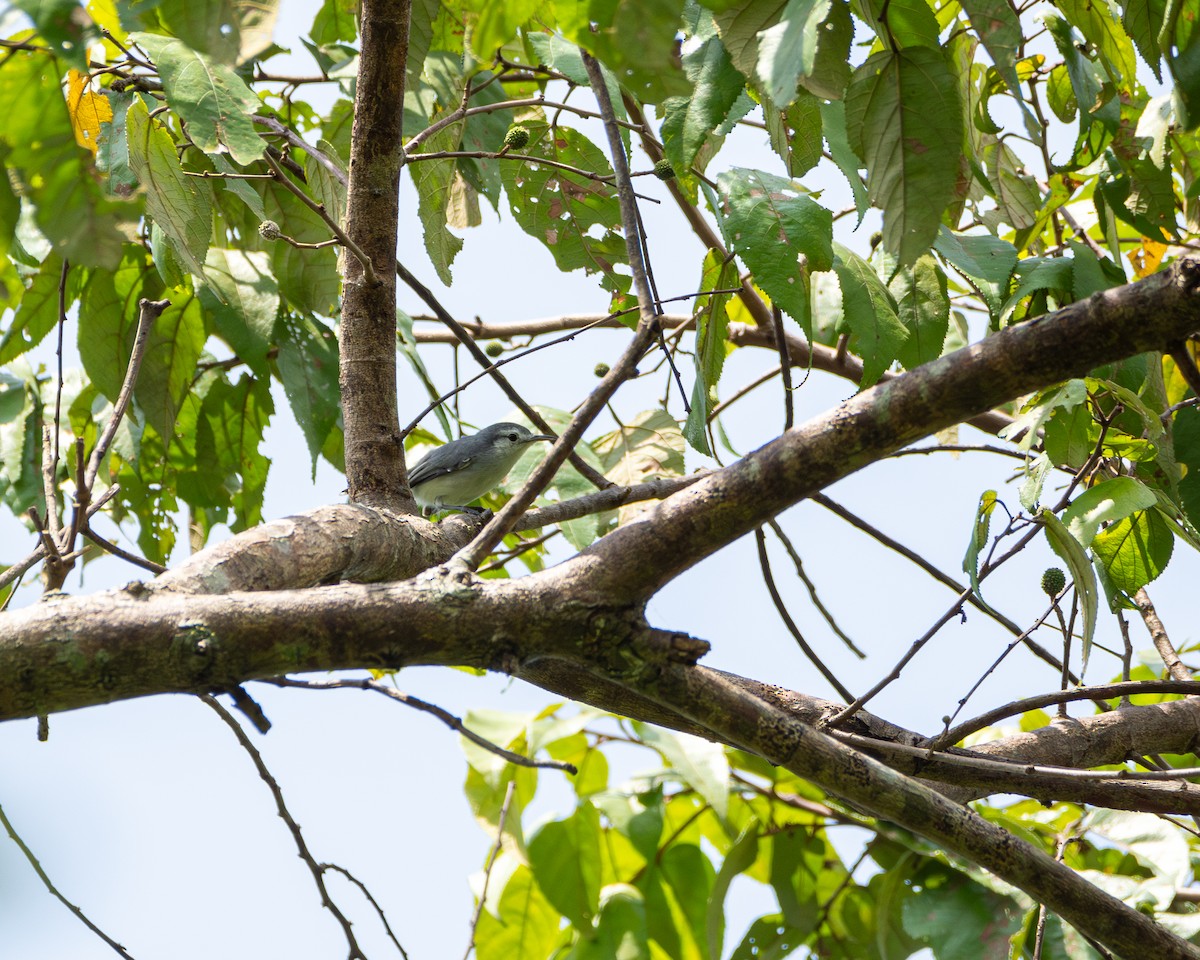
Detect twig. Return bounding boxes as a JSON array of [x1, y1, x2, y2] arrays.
[[1135, 587, 1191, 680], [259, 677, 577, 774], [462, 781, 515, 960], [708, 365, 783, 422], [400, 312, 622, 439], [81, 528, 167, 575], [925, 598, 1066, 749], [449, 52, 664, 569], [516, 472, 708, 532], [1034, 822, 1084, 960], [223, 685, 272, 734], [1168, 339, 1200, 401], [201, 695, 366, 960], [322, 864, 410, 959], [929, 678, 1200, 749], [771, 305, 794, 430], [754, 528, 854, 702], [811, 494, 1077, 679], [262, 150, 376, 284], [85, 299, 168, 492], [0, 799, 137, 959], [767, 520, 864, 658], [53, 259, 70, 478], [396, 260, 611, 490]]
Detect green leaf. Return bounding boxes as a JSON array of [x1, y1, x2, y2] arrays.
[[573, 885, 650, 960], [706, 826, 759, 959], [0, 254, 72, 365], [1174, 404, 1200, 528], [305, 140, 348, 227], [1123, 0, 1166, 79], [888, 254, 950, 370], [999, 256, 1075, 324], [1041, 508, 1099, 667], [135, 292, 207, 441], [832, 245, 906, 387], [1061, 475, 1158, 547], [844, 48, 963, 265], [152, 0, 281, 64], [715, 0, 851, 100], [78, 245, 159, 401], [659, 844, 715, 954], [126, 99, 214, 280], [413, 117, 464, 285], [193, 373, 274, 529], [528, 802, 602, 930], [684, 251, 737, 454], [633, 722, 729, 820], [933, 227, 1018, 287], [1054, 0, 1138, 87], [962, 489, 998, 607], [859, 0, 941, 49], [715, 167, 833, 337], [310, 0, 358, 44], [396, 308, 452, 441], [594, 410, 687, 488], [10, 0, 96, 68], [0, 50, 126, 268], [902, 868, 1022, 959], [730, 915, 806, 959], [820, 99, 869, 220], [755, 0, 836, 108], [501, 121, 628, 298], [959, 0, 1023, 93], [1043, 401, 1096, 469], [989, 140, 1040, 231], [474, 865, 562, 960], [275, 314, 340, 473], [661, 34, 745, 175], [763, 91, 823, 178], [200, 249, 279, 377], [1093, 508, 1174, 595], [131, 33, 265, 165], [473, 0, 538, 58]]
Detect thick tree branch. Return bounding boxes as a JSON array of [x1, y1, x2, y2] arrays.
[[338, 0, 414, 511], [637, 663, 1200, 960], [570, 259, 1200, 602]]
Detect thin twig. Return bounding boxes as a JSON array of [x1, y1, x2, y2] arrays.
[[0, 800, 137, 959], [85, 299, 168, 492], [767, 520, 864, 658], [812, 494, 1077, 680], [771, 305, 794, 430], [449, 53, 663, 569], [259, 677, 577, 774], [81, 528, 167, 575], [321, 864, 410, 959], [396, 261, 611, 490], [262, 150, 376, 284], [930, 678, 1200, 749], [400, 312, 623, 439], [925, 597, 1067, 749], [201, 695, 366, 960], [463, 781, 515, 960], [754, 528, 854, 701]]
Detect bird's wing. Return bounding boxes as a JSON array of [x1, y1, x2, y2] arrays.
[[408, 454, 472, 487]]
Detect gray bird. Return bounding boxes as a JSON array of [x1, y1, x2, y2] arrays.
[[407, 422, 555, 513]]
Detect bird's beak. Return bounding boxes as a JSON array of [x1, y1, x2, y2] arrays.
[[528, 434, 555, 443]]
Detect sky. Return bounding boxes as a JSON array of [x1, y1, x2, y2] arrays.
[[2, 3, 1199, 959]]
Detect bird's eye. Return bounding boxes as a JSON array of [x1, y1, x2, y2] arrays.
[[508, 433, 518, 442]]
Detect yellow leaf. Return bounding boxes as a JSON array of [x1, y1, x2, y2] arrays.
[[1127, 237, 1168, 279], [65, 69, 113, 155]]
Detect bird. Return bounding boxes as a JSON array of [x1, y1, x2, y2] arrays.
[[407, 422, 555, 513]]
